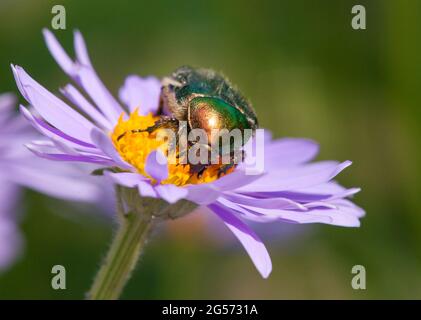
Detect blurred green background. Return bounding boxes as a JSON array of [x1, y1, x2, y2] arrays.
[[1, 0, 421, 299]]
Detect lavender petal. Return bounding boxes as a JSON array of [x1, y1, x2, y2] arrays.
[[90, 128, 133, 170], [209, 203, 272, 278], [119, 75, 162, 114], [12, 65, 95, 143], [237, 161, 352, 192], [145, 150, 168, 182], [155, 184, 188, 204]]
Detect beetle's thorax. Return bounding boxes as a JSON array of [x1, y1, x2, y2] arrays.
[[161, 66, 258, 131]]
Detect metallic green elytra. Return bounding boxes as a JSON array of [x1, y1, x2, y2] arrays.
[[189, 96, 252, 142], [160, 66, 258, 146]]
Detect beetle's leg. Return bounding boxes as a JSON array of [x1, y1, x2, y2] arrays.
[[217, 163, 235, 177], [190, 163, 208, 176], [187, 142, 213, 176], [117, 117, 179, 141], [144, 117, 181, 156], [217, 149, 245, 177], [143, 116, 180, 134]]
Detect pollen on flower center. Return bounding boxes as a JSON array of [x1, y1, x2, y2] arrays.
[[111, 109, 234, 187]]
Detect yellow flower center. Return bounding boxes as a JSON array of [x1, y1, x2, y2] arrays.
[[111, 110, 234, 186]]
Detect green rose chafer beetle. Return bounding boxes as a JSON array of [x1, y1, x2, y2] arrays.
[[122, 66, 259, 175]]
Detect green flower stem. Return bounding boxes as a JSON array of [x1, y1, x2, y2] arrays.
[[87, 190, 153, 300]]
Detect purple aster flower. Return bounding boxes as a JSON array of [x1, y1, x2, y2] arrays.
[[11, 29, 364, 283], [0, 92, 107, 271]]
